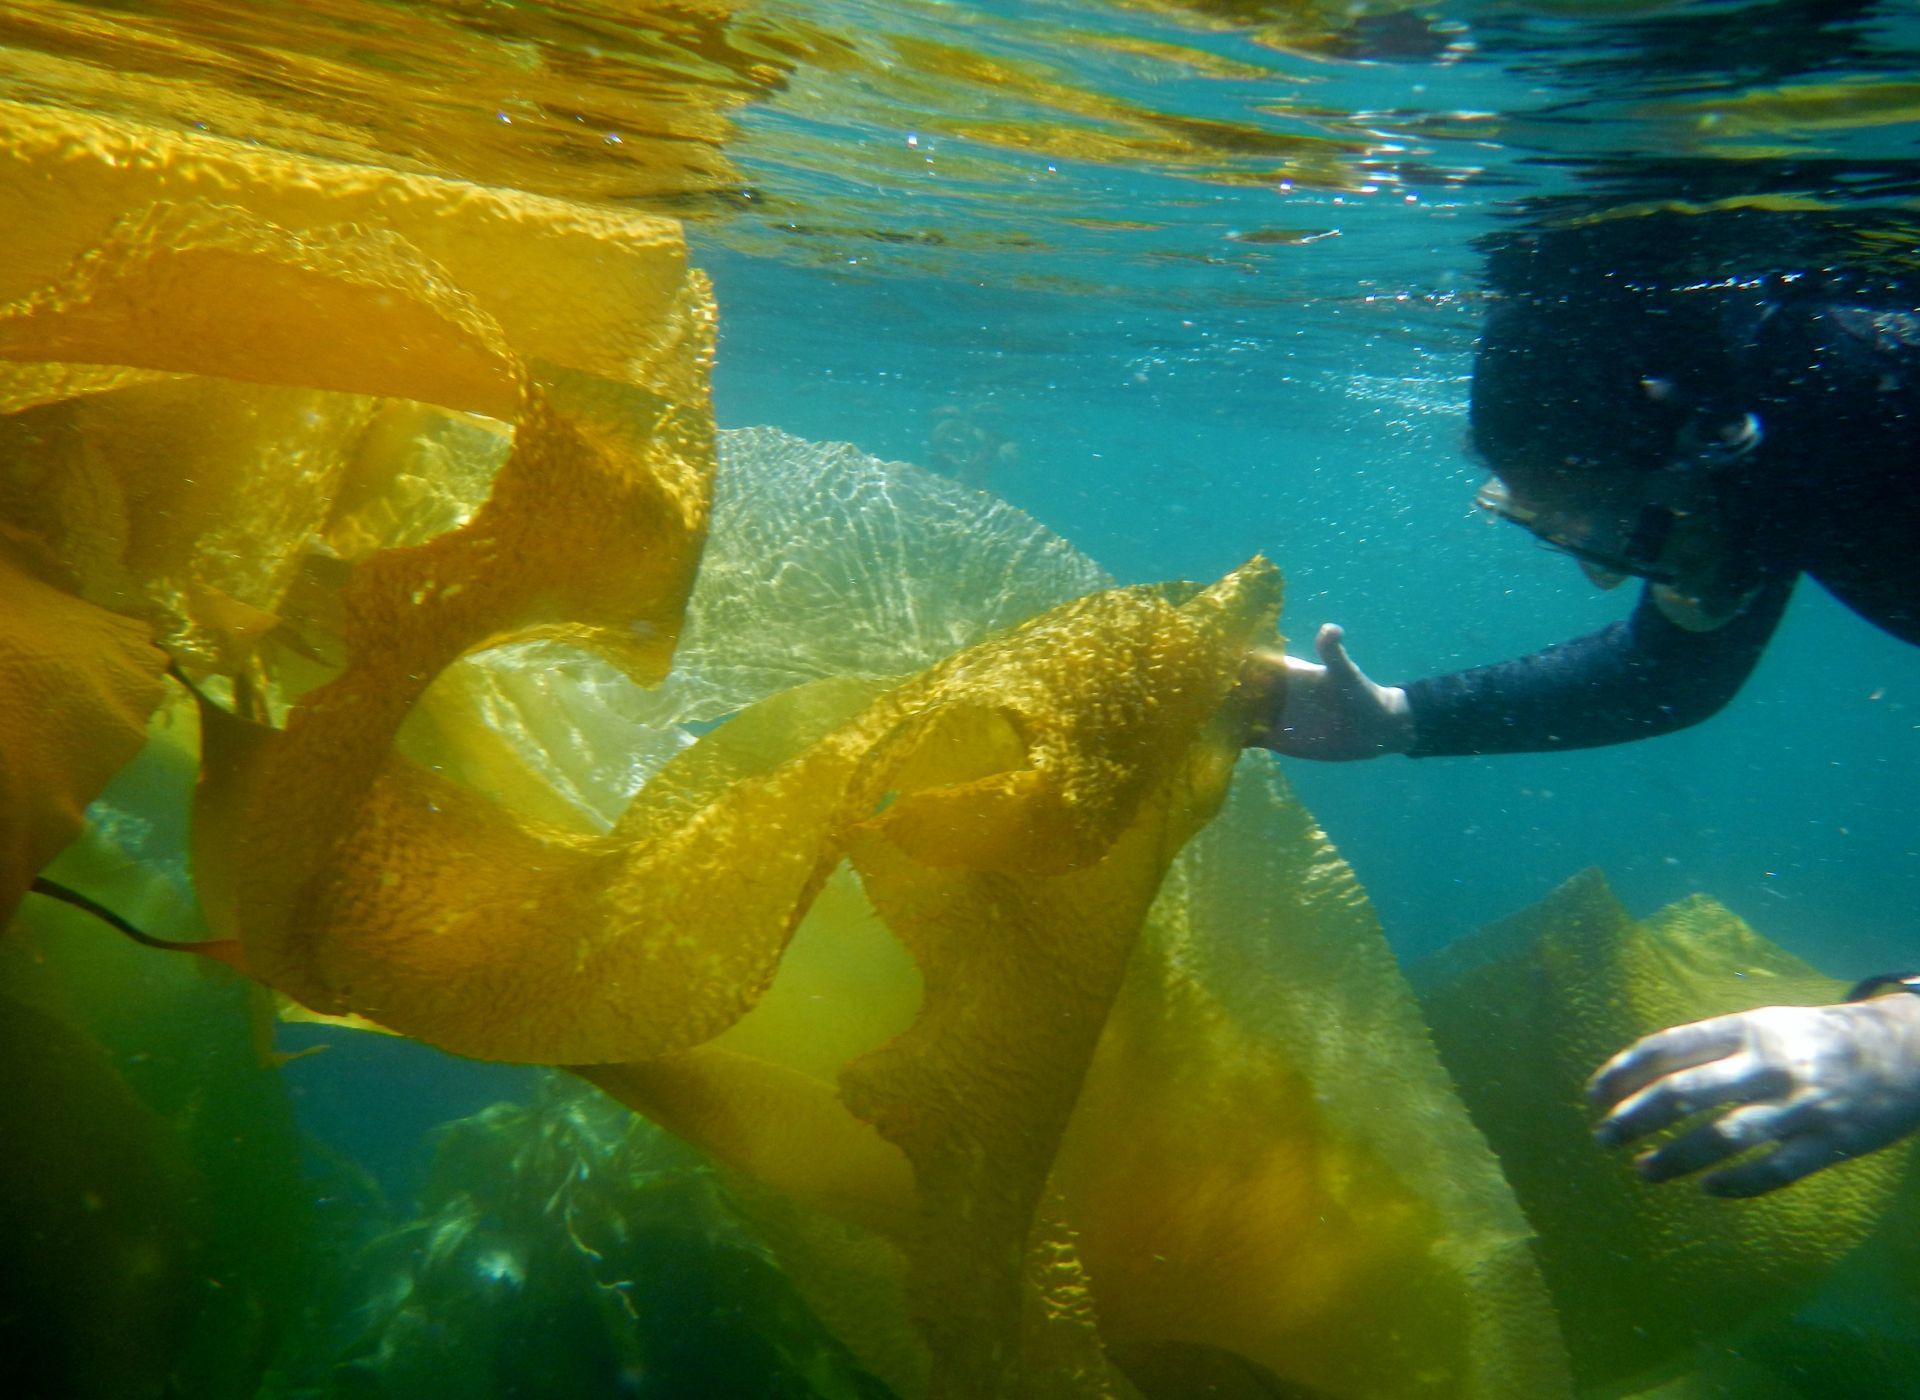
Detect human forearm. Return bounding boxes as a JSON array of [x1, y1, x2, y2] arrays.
[[1404, 579, 1792, 757]]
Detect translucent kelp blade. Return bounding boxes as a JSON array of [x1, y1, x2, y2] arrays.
[[420, 425, 1114, 832], [0, 552, 167, 928], [593, 564, 1277, 1395], [0, 98, 706, 394], [602, 741, 1574, 1399], [201, 368, 715, 1046], [236, 562, 1272, 1066], [0, 375, 382, 675], [1053, 753, 1571, 1399], [580, 864, 923, 1237], [0, 199, 522, 417], [0, 101, 721, 1048], [1413, 870, 1910, 1390], [657, 426, 1116, 724], [832, 569, 1275, 1397], [0, 99, 713, 684]]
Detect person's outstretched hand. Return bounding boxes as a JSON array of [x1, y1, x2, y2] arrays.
[[1588, 995, 1920, 1196], [1249, 622, 1413, 760]]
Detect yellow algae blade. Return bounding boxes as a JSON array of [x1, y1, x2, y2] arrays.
[[590, 563, 1278, 1395], [0, 201, 523, 418], [0, 103, 721, 1058], [1414, 870, 1910, 1390], [0, 551, 167, 927], [0, 101, 714, 691], [1055, 753, 1570, 1399], [0, 98, 704, 391], [419, 422, 1566, 1394], [833, 567, 1277, 1396], [602, 747, 1575, 1399], [398, 425, 1116, 837], [195, 368, 713, 1053], [233, 560, 1271, 1066]]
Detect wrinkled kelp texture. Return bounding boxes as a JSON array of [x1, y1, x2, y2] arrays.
[[0, 96, 715, 931], [0, 102, 1565, 1397], [450, 429, 1570, 1397], [4, 98, 1906, 1400], [1413, 869, 1913, 1392]]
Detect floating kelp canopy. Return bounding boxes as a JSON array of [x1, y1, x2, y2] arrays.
[[2, 97, 1913, 1400]]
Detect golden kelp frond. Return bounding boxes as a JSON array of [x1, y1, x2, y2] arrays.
[[0, 551, 167, 927], [194, 368, 714, 1051], [0, 200, 522, 416], [1413, 870, 1909, 1391], [1055, 752, 1569, 1398], [219, 560, 1274, 1066], [598, 746, 1575, 1400], [831, 568, 1274, 1398], [0, 98, 707, 385], [585, 563, 1279, 1396], [408, 425, 1112, 833], [0, 102, 716, 1010], [0, 104, 714, 686]]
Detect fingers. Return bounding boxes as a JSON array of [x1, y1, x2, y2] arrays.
[[1701, 1134, 1847, 1198], [1587, 1015, 1750, 1113], [1593, 1048, 1791, 1150], [1632, 1102, 1787, 1183]]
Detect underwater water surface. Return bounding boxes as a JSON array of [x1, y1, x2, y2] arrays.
[[6, 1, 1920, 1397]]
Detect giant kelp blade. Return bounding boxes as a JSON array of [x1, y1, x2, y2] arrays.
[[0, 200, 522, 417], [1413, 870, 1911, 1390], [218, 367, 713, 1016], [410, 424, 1115, 840], [0, 101, 727, 1054], [0, 100, 713, 692], [611, 563, 1561, 1394], [604, 741, 1578, 1399], [0, 98, 710, 390], [0, 552, 166, 928], [656, 426, 1116, 725], [530, 428, 1571, 1395], [596, 562, 1281, 1396], [1050, 752, 1571, 1399], [836, 567, 1277, 1397]]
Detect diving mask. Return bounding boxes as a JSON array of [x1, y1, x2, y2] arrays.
[[1474, 475, 1680, 587], [1475, 410, 1766, 629]]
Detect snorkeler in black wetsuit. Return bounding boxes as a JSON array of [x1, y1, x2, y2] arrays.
[[1412, 282, 1920, 757], [1250, 227, 1920, 1197]]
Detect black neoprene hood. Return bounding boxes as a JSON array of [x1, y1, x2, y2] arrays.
[[1467, 290, 1717, 492]]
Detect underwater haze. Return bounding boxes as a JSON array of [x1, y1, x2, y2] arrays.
[[5, 1, 1920, 1397]]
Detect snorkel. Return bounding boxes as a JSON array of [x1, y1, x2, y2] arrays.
[[1476, 410, 1769, 630]]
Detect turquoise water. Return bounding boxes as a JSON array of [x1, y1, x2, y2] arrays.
[[273, 0, 1920, 1295], [10, 0, 1920, 1393], [690, 1, 1920, 972]]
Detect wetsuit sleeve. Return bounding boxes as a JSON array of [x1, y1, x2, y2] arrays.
[[1402, 577, 1795, 757]]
